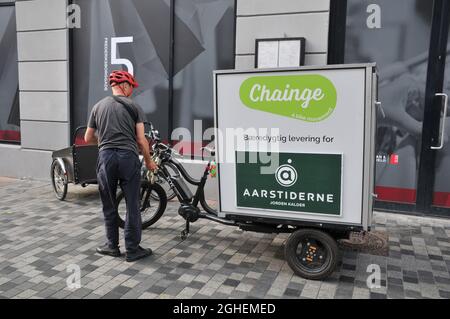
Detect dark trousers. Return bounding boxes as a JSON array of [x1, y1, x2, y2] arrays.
[[96, 148, 142, 252]]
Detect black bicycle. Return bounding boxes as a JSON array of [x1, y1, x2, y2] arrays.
[[116, 123, 216, 230]]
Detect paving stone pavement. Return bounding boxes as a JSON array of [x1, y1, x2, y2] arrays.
[[0, 178, 450, 299]]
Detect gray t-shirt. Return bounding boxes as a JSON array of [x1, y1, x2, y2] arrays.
[[88, 96, 146, 155]]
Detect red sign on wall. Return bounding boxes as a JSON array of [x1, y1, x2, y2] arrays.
[[389, 154, 399, 165]]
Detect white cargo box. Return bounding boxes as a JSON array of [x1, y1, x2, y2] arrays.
[[214, 64, 377, 231]]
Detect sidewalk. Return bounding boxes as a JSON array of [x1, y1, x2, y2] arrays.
[[0, 178, 449, 299]]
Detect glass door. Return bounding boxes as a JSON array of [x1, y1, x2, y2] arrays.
[[343, 0, 450, 215], [414, 0, 450, 215], [344, 0, 434, 211], [432, 80, 450, 211]]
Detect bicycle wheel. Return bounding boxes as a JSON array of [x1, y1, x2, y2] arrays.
[[117, 182, 167, 229], [151, 176, 176, 201], [285, 228, 339, 280], [51, 160, 68, 201]]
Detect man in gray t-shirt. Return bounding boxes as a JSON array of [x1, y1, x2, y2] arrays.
[[84, 70, 157, 262], [87, 95, 146, 156]]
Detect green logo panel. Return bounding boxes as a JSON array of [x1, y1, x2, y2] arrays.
[[239, 74, 337, 122], [236, 152, 342, 215]]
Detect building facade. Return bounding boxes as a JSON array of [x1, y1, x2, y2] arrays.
[[0, 0, 449, 216]]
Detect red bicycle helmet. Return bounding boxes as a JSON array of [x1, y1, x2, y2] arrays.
[[109, 70, 139, 88]]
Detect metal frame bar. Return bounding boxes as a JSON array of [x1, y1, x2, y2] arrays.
[[417, 0, 450, 214], [68, 0, 75, 143], [168, 0, 175, 143], [327, 0, 347, 64], [233, 0, 237, 69]]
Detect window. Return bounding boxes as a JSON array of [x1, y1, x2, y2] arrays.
[[71, 0, 236, 155], [0, 4, 20, 144], [71, 0, 171, 139], [172, 0, 235, 156], [344, 0, 433, 204]]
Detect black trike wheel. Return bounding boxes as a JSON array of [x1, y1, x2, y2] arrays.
[[117, 181, 167, 230], [51, 160, 68, 201], [285, 228, 339, 280]]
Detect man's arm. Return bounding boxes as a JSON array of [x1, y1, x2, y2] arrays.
[[84, 127, 98, 145], [136, 123, 157, 171], [85, 105, 98, 145]]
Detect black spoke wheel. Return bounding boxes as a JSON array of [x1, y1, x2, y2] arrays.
[[51, 160, 68, 201], [150, 166, 178, 201], [117, 182, 167, 230], [285, 229, 339, 280]]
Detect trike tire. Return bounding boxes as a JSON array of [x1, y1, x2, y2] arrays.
[[285, 228, 339, 281], [117, 182, 167, 230], [51, 160, 68, 201]]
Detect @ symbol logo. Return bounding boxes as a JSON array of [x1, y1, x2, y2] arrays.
[[275, 159, 298, 187]]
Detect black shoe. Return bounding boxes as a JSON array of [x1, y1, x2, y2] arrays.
[[126, 246, 153, 262], [96, 244, 121, 257]]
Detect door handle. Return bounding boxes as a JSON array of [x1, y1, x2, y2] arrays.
[[375, 101, 385, 118], [431, 93, 449, 150]]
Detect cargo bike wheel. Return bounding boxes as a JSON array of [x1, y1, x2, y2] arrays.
[[285, 228, 339, 280], [51, 160, 68, 201], [116, 181, 167, 230]]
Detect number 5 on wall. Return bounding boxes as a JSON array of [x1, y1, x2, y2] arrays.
[[111, 37, 134, 75]]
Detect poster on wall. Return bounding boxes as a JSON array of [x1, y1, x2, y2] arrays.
[[72, 0, 235, 147], [214, 65, 376, 227], [72, 0, 174, 140]]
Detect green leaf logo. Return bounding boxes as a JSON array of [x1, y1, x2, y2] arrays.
[[239, 74, 337, 122]]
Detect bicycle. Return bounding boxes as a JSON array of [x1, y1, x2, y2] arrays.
[[116, 122, 221, 229], [153, 143, 222, 239]]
